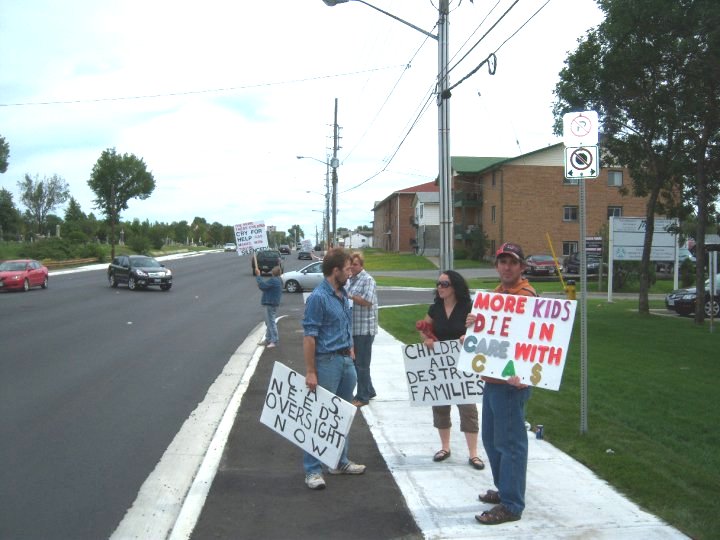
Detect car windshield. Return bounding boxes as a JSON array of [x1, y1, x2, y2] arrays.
[[0, 262, 27, 271], [532, 255, 554, 262], [133, 257, 161, 268]]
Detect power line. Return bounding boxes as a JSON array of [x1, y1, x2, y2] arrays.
[[0, 65, 407, 108]]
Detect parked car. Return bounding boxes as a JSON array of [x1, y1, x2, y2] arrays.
[[107, 255, 173, 291], [297, 251, 313, 260], [523, 254, 558, 276], [252, 249, 283, 275], [563, 252, 604, 275], [665, 274, 720, 317], [279, 244, 291, 254], [0, 259, 49, 292], [224, 243, 237, 252], [281, 261, 324, 293]]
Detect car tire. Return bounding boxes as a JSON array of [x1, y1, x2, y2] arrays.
[[285, 279, 301, 293], [705, 298, 719, 318], [128, 276, 137, 290], [23, 279, 30, 292], [109, 273, 119, 288], [160, 284, 172, 291], [41, 276, 49, 289]]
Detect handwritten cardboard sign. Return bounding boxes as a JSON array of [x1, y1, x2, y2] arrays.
[[402, 340, 484, 406], [259, 362, 357, 469], [456, 292, 577, 391], [234, 220, 268, 255]]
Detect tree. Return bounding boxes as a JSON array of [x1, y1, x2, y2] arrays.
[[0, 135, 9, 174], [0, 187, 22, 239], [88, 148, 155, 258], [18, 173, 70, 236], [287, 225, 304, 247], [553, 0, 720, 318]]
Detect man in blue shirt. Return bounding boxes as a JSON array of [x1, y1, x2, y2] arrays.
[[302, 248, 366, 490]]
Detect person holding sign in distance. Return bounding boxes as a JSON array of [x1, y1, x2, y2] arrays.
[[301, 248, 366, 490], [469, 242, 538, 526], [418, 270, 484, 471], [254, 252, 282, 348]]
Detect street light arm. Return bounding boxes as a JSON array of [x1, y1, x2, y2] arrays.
[[322, 0, 437, 41]]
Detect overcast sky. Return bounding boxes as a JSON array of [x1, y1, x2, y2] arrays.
[[0, 0, 604, 241]]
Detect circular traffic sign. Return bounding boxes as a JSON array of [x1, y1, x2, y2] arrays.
[[570, 147, 593, 170]]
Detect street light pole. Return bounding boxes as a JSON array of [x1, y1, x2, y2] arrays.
[[322, 0, 453, 269], [297, 154, 335, 249]]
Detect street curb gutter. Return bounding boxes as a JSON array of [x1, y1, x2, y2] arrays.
[[109, 323, 266, 540]]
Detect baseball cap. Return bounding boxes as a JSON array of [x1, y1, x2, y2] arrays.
[[495, 242, 525, 262]]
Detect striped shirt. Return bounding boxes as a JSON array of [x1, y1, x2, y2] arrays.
[[347, 269, 378, 336]]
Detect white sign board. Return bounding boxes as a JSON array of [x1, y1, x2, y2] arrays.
[[456, 292, 577, 391], [260, 362, 356, 469], [234, 220, 268, 255], [301, 239, 313, 252], [564, 146, 599, 179], [402, 340, 484, 406], [563, 110, 599, 147], [610, 217, 677, 261]]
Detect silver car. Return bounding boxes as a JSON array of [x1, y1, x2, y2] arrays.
[[281, 261, 324, 293]]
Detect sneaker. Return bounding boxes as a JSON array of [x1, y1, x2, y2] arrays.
[[266, 342, 276, 348], [328, 461, 366, 475], [351, 399, 368, 407], [305, 473, 326, 490]]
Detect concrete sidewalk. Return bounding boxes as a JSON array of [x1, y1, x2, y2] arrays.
[[359, 328, 687, 539]]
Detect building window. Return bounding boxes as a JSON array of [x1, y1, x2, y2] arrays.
[[608, 170, 623, 187], [563, 241, 578, 256], [607, 206, 622, 218], [563, 206, 578, 221], [491, 205, 496, 223]]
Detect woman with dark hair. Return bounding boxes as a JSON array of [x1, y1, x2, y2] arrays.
[[417, 270, 484, 470]]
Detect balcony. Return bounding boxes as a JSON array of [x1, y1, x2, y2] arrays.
[[453, 191, 482, 207]]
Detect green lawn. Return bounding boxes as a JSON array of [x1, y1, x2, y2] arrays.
[[379, 301, 719, 539]]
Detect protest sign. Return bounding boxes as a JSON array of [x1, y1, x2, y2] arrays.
[[402, 339, 484, 406], [456, 292, 577, 391], [234, 221, 268, 255], [260, 362, 357, 469], [301, 239, 313, 252]]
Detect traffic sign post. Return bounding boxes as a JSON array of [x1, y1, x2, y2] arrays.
[[562, 110, 601, 435]]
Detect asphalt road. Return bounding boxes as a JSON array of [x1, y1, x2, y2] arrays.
[[0, 251, 268, 540], [0, 251, 440, 540]]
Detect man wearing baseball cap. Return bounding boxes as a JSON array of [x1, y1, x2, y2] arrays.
[[474, 242, 538, 525]]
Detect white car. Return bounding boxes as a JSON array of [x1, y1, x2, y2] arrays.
[[281, 261, 324, 293], [224, 243, 237, 252]]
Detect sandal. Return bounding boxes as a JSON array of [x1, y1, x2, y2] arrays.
[[432, 449, 451, 462], [475, 504, 521, 525], [478, 489, 500, 504], [468, 457, 485, 470]]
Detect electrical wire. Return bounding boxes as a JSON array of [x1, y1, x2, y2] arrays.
[[0, 65, 408, 108]]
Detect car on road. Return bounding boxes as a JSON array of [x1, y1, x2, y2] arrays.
[[665, 274, 720, 317], [108, 255, 173, 291], [223, 243, 237, 252], [0, 259, 49, 292], [281, 261, 324, 293], [523, 254, 558, 276], [297, 251, 313, 260], [279, 244, 291, 254], [252, 249, 283, 275], [563, 252, 604, 275]]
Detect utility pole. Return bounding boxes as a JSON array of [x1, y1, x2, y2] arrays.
[[331, 98, 339, 248]]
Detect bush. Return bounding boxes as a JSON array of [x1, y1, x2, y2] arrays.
[[454, 248, 468, 260], [612, 261, 657, 291]]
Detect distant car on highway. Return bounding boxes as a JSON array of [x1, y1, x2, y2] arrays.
[[297, 251, 313, 260], [107, 255, 172, 291], [252, 249, 283, 276], [282, 261, 324, 293], [279, 244, 291, 254], [0, 259, 49, 292], [223, 243, 237, 252]]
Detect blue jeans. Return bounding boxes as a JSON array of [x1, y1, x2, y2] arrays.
[[481, 382, 531, 516], [353, 334, 375, 403], [303, 352, 357, 474], [264, 305, 278, 344]]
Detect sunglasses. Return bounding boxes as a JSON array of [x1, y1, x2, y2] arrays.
[[436, 280, 451, 288]]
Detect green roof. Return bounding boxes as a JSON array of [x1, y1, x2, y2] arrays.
[[451, 156, 509, 174]]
